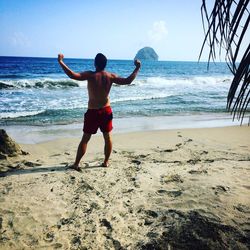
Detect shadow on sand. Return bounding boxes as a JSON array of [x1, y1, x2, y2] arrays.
[[0, 163, 106, 177]]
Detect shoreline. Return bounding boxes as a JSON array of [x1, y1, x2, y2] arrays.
[[1, 113, 247, 144]]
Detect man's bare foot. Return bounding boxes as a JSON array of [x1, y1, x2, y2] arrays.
[[66, 164, 82, 172], [101, 162, 109, 167]]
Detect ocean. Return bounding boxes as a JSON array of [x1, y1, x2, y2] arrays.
[[0, 56, 245, 142]]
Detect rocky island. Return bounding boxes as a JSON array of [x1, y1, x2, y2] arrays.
[[134, 47, 159, 61]]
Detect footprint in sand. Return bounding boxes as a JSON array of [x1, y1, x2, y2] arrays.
[[100, 218, 112, 231], [84, 202, 101, 213], [187, 158, 201, 165], [57, 217, 74, 228], [143, 210, 159, 226], [178, 133, 182, 138], [131, 159, 141, 165], [75, 180, 94, 192], [1, 182, 12, 195], [201, 150, 208, 155], [50, 154, 61, 157], [234, 204, 250, 213], [162, 148, 176, 153], [43, 231, 54, 243], [130, 177, 140, 188], [188, 169, 208, 175], [22, 160, 42, 167], [161, 174, 183, 184], [212, 185, 230, 195], [71, 236, 81, 247], [157, 189, 182, 197], [69, 175, 76, 184]]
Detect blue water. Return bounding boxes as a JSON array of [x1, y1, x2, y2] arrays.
[[0, 56, 233, 126]]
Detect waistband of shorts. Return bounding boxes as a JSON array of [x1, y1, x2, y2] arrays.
[[87, 106, 112, 111]]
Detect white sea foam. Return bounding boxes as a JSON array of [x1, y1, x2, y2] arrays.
[[112, 93, 173, 103], [134, 75, 232, 88], [0, 110, 45, 119]]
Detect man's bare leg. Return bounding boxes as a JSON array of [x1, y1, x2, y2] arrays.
[[103, 132, 112, 167], [72, 133, 91, 170]]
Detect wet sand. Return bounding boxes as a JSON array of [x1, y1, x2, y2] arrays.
[[0, 126, 249, 249]]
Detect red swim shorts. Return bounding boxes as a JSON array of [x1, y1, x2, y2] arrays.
[[83, 106, 113, 134]]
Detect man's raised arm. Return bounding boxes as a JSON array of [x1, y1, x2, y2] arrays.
[[112, 59, 141, 85], [58, 54, 90, 81]]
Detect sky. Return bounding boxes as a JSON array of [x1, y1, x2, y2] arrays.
[[0, 0, 248, 61]]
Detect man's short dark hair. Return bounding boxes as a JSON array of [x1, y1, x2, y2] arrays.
[[95, 53, 107, 71]]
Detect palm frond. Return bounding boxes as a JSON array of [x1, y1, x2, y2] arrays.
[[200, 0, 250, 124]]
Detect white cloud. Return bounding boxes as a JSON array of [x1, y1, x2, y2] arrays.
[[11, 32, 31, 47], [148, 21, 168, 43]]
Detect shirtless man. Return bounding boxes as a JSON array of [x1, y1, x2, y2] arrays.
[[58, 53, 141, 171]]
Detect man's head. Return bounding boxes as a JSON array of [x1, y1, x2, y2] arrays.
[[94, 53, 107, 71]]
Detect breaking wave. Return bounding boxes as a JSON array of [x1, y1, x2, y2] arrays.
[[0, 75, 233, 90], [0, 79, 81, 89]]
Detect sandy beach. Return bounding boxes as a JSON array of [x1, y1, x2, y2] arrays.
[[0, 126, 250, 249]]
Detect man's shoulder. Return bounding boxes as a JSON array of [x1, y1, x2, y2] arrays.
[[104, 71, 117, 77], [81, 70, 94, 76], [99, 71, 117, 78]]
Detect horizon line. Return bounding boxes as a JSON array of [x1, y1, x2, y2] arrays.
[[0, 55, 229, 64]]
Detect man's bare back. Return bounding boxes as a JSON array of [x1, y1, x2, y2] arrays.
[[84, 71, 112, 109], [58, 53, 140, 109]]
